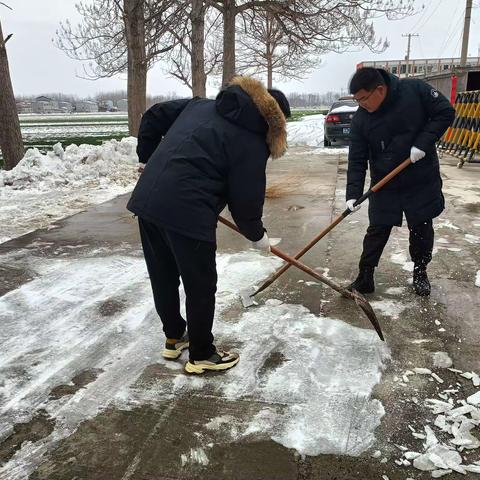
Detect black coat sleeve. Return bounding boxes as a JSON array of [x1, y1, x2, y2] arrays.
[[413, 81, 455, 152], [346, 114, 369, 201], [136, 98, 192, 164], [227, 150, 268, 242]]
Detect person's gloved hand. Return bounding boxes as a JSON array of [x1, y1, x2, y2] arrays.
[[410, 146, 426, 163], [346, 199, 361, 212], [138, 163, 146, 173], [251, 232, 271, 253]]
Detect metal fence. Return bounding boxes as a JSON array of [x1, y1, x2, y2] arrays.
[[439, 90, 480, 168]]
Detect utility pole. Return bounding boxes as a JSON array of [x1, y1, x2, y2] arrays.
[[402, 33, 419, 76], [460, 0, 473, 66]]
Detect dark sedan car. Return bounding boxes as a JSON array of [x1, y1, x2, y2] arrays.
[[324, 98, 358, 146]]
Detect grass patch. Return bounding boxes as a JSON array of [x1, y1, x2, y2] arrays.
[[288, 109, 327, 122]]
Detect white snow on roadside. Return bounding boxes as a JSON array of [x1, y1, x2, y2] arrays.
[[476, 271, 480, 287], [0, 138, 139, 244], [287, 114, 349, 153], [0, 248, 389, 477]]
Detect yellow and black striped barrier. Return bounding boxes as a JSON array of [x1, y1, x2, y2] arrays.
[[439, 90, 480, 168]]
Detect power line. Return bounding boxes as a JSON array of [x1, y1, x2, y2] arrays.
[[437, 9, 465, 58], [415, 0, 445, 32]]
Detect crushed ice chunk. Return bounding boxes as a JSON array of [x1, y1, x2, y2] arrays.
[[425, 399, 454, 414], [414, 368, 432, 375], [467, 391, 480, 406], [465, 464, 480, 473], [431, 373, 444, 384], [404, 451, 421, 460], [431, 469, 452, 478], [371, 450, 382, 458]]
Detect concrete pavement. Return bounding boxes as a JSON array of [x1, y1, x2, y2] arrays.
[[1, 147, 480, 480]]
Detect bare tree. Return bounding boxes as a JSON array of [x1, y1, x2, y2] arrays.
[[56, 0, 186, 134], [166, 3, 222, 96], [237, 9, 318, 88], [0, 12, 24, 170], [207, 0, 415, 86]]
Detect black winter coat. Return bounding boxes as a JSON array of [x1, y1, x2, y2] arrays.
[[127, 77, 287, 243], [347, 70, 455, 226]]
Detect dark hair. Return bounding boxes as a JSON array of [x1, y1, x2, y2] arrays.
[[268, 88, 291, 118], [349, 68, 386, 94]]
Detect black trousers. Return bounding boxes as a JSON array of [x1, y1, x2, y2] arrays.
[[138, 218, 217, 361], [359, 220, 434, 269]]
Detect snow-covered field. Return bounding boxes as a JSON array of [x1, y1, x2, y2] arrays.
[[0, 114, 329, 245]]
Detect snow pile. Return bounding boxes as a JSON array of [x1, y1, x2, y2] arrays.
[[0, 139, 137, 190], [0, 138, 138, 243], [476, 271, 480, 288], [393, 366, 480, 477], [288, 114, 326, 148]]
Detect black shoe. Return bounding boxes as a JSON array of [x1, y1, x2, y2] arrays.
[[413, 266, 431, 296], [348, 266, 375, 294]]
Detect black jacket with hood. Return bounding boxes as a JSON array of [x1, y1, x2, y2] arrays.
[[127, 76, 287, 243], [347, 70, 455, 226]]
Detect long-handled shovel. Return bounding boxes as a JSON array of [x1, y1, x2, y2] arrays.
[[249, 157, 413, 301], [218, 216, 384, 341]]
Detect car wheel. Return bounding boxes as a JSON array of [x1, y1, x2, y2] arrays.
[[324, 137, 331, 147]]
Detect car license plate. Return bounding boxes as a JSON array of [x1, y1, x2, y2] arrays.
[[343, 127, 350, 134]]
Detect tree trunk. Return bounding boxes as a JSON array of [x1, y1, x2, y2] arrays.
[[124, 0, 147, 136], [222, 0, 236, 86], [266, 46, 273, 89], [0, 19, 24, 170], [190, 0, 206, 97]]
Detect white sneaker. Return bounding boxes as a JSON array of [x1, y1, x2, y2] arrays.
[[162, 333, 189, 359], [184, 350, 239, 374]]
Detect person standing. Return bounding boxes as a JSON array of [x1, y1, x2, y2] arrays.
[[127, 76, 290, 373], [346, 67, 455, 296]]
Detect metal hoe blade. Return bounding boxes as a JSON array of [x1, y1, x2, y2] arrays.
[[350, 289, 384, 341]]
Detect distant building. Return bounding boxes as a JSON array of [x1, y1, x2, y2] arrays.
[[16, 101, 34, 114], [75, 100, 99, 113], [357, 57, 480, 104], [116, 99, 128, 112], [58, 101, 73, 113], [33, 96, 59, 114], [357, 56, 480, 79]]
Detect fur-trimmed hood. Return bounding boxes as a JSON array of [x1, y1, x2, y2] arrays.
[[215, 76, 287, 159]]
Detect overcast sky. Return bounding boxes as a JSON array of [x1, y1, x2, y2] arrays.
[[2, 0, 480, 98]]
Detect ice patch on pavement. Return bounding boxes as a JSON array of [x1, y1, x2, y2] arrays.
[[180, 448, 209, 466], [0, 247, 390, 476], [370, 299, 407, 320], [435, 220, 460, 230], [390, 251, 414, 272], [432, 352, 453, 369]]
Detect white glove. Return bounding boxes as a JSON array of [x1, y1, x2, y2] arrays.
[[410, 146, 426, 163], [251, 232, 271, 253], [346, 199, 361, 212]]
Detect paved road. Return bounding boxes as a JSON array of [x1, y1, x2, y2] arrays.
[[1, 147, 479, 480]]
